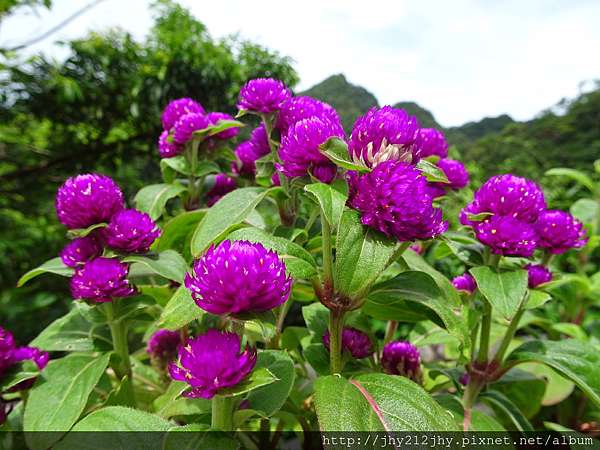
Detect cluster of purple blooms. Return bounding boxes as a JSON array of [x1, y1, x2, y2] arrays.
[[158, 98, 238, 158], [381, 341, 422, 382], [322, 327, 373, 359], [55, 173, 161, 303], [0, 327, 48, 424], [461, 174, 587, 257]]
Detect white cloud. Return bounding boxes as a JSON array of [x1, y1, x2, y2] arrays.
[[1, 0, 599, 126]]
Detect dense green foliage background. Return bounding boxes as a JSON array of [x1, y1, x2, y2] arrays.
[[1, 0, 598, 343]]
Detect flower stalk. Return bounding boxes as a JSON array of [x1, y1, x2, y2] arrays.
[[211, 394, 234, 431], [328, 309, 345, 374]]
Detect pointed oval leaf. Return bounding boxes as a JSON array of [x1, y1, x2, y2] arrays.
[[304, 182, 347, 230], [134, 183, 186, 220], [158, 285, 204, 330], [17, 257, 73, 287], [124, 250, 188, 284], [247, 350, 295, 416], [469, 266, 528, 320]]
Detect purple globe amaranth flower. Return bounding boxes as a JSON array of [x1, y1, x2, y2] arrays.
[[474, 215, 538, 257], [103, 209, 161, 253], [461, 174, 546, 226], [348, 106, 420, 167], [185, 240, 292, 315], [437, 159, 469, 190], [147, 329, 181, 363], [348, 160, 448, 242], [207, 112, 239, 140], [279, 116, 344, 183], [412, 128, 448, 160], [237, 78, 291, 114], [173, 113, 209, 145], [158, 130, 182, 158], [525, 264, 553, 288], [276, 96, 340, 133], [60, 236, 103, 268], [206, 174, 237, 207], [459, 373, 470, 386], [452, 273, 477, 294], [234, 124, 270, 176], [0, 326, 48, 383], [56, 174, 125, 229], [381, 341, 421, 382], [169, 329, 256, 399], [322, 327, 373, 359], [161, 98, 205, 131], [535, 210, 588, 254], [70, 257, 136, 303]]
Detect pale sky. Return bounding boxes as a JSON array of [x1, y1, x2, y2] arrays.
[[2, 0, 600, 126]]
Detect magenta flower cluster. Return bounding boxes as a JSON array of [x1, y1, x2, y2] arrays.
[[381, 340, 421, 382], [413, 128, 449, 160], [185, 240, 292, 315], [169, 329, 256, 399], [237, 78, 291, 114], [56, 174, 161, 302], [205, 174, 237, 207], [525, 264, 553, 288], [147, 329, 181, 369], [348, 160, 448, 242], [461, 174, 587, 257], [323, 327, 373, 359], [452, 273, 477, 294], [234, 124, 271, 176]]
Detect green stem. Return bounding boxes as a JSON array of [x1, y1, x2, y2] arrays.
[[104, 301, 132, 380], [487, 252, 501, 268], [389, 242, 411, 267], [493, 306, 525, 365], [541, 252, 554, 266], [328, 309, 345, 374], [185, 140, 200, 209], [462, 377, 484, 431], [211, 395, 234, 431], [321, 214, 334, 289], [383, 320, 398, 345], [271, 298, 294, 349], [476, 301, 492, 364]]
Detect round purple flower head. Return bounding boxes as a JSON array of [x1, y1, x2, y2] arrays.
[[169, 329, 256, 399], [276, 96, 340, 133], [452, 272, 477, 294], [185, 240, 292, 315], [348, 160, 448, 242], [173, 113, 209, 145], [70, 257, 136, 303], [349, 106, 420, 167], [525, 264, 552, 288], [161, 98, 205, 131], [206, 174, 237, 207], [103, 209, 160, 253], [0, 326, 48, 383], [535, 210, 588, 254], [147, 329, 181, 363], [322, 327, 373, 359], [234, 125, 270, 176], [207, 112, 239, 140], [413, 128, 448, 160], [475, 215, 537, 257], [56, 174, 125, 229], [60, 236, 102, 268], [158, 130, 182, 158], [381, 341, 421, 382], [461, 174, 546, 226], [237, 78, 291, 114], [279, 116, 344, 183], [437, 159, 469, 190]]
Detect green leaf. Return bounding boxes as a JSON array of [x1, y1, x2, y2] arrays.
[[334, 209, 397, 299], [190, 187, 271, 256], [158, 285, 204, 330], [219, 368, 277, 397], [416, 159, 449, 183], [551, 322, 587, 340], [363, 271, 468, 348], [193, 119, 244, 139], [0, 361, 39, 392], [54, 407, 172, 449], [30, 305, 110, 352], [304, 182, 347, 230], [435, 394, 506, 431], [158, 209, 206, 253], [247, 350, 295, 416], [314, 374, 457, 431], [507, 339, 600, 407], [545, 167, 595, 192], [103, 375, 135, 407], [162, 426, 239, 450], [24, 353, 111, 450], [480, 390, 533, 431], [124, 250, 188, 284], [301, 302, 329, 340], [161, 156, 219, 178], [491, 368, 546, 418], [66, 222, 107, 239], [17, 257, 73, 287], [319, 137, 370, 172], [570, 198, 599, 228], [402, 250, 461, 306], [154, 381, 210, 418], [134, 183, 186, 220], [227, 227, 316, 279], [525, 290, 552, 309], [469, 267, 528, 320]]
